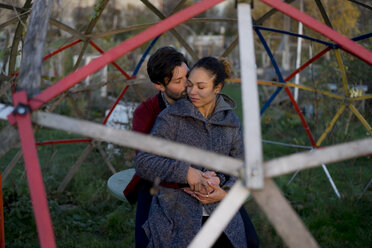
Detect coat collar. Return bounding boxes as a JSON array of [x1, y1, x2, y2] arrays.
[[169, 94, 240, 127]]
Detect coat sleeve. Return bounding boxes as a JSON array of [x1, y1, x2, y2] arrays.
[[132, 102, 156, 134], [134, 113, 190, 184], [222, 126, 244, 190]]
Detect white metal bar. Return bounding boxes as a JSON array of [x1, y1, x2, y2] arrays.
[[287, 164, 341, 199], [321, 164, 341, 199], [238, 3, 264, 189], [263, 139, 312, 149], [358, 177, 372, 200], [188, 181, 250, 248], [287, 170, 300, 186], [294, 0, 303, 101]]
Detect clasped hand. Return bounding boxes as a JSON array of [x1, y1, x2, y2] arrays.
[[184, 167, 226, 204]]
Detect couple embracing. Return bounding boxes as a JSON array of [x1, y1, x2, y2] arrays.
[[124, 47, 259, 248]]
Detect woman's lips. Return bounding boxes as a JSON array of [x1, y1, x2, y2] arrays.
[[189, 97, 199, 102]]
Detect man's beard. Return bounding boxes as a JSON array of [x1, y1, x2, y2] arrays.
[[164, 88, 187, 102]]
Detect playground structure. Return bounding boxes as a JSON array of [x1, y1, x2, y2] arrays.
[[0, 0, 371, 247]]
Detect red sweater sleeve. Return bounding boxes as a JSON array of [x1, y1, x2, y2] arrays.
[[124, 93, 162, 204], [132, 94, 161, 134]]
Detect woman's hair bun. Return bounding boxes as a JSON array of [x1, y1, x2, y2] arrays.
[[218, 57, 232, 78]]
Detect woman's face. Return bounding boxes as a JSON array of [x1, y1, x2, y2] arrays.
[[187, 67, 222, 116]]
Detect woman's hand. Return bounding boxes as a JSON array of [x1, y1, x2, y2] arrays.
[[203, 171, 220, 186], [183, 181, 226, 204]]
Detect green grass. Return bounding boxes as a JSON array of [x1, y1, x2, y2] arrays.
[[0, 84, 371, 247], [1, 129, 136, 248]]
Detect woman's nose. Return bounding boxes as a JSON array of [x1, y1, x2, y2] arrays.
[[189, 86, 197, 95]]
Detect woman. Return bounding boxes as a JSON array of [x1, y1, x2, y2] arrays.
[[135, 57, 250, 248]]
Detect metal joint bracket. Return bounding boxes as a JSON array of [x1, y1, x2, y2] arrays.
[[13, 103, 31, 116], [7, 91, 32, 125]]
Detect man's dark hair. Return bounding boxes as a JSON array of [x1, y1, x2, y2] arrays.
[[147, 46, 188, 86]]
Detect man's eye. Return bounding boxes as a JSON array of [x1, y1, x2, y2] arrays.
[[198, 87, 204, 90]]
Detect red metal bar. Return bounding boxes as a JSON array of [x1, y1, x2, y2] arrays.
[[260, 0, 372, 65], [280, 48, 330, 148], [12, 91, 56, 248], [36, 138, 92, 146], [43, 40, 82, 61], [286, 47, 330, 82], [28, 0, 226, 111], [88, 41, 132, 124], [89, 41, 131, 79], [283, 87, 317, 147], [102, 85, 130, 125], [0, 174, 4, 248]]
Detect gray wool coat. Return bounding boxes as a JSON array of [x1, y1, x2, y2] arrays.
[[135, 94, 247, 248]]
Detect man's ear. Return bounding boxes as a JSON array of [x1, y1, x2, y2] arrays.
[[153, 83, 165, 92]]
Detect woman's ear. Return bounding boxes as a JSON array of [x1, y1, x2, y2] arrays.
[[214, 83, 223, 94], [153, 83, 165, 92]]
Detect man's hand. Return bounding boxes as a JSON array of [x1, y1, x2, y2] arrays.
[[186, 167, 208, 193]]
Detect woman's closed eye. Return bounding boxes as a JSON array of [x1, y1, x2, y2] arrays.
[[187, 81, 205, 90]]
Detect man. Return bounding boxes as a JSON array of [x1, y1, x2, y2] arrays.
[[124, 47, 258, 247]]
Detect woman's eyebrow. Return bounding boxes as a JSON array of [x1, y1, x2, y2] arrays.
[[187, 78, 208, 85]]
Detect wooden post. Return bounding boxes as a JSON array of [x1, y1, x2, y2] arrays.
[[17, 0, 53, 97], [252, 179, 319, 248], [264, 138, 372, 178], [238, 3, 264, 189]]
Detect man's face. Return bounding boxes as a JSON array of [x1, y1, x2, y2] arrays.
[[163, 62, 188, 103]]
